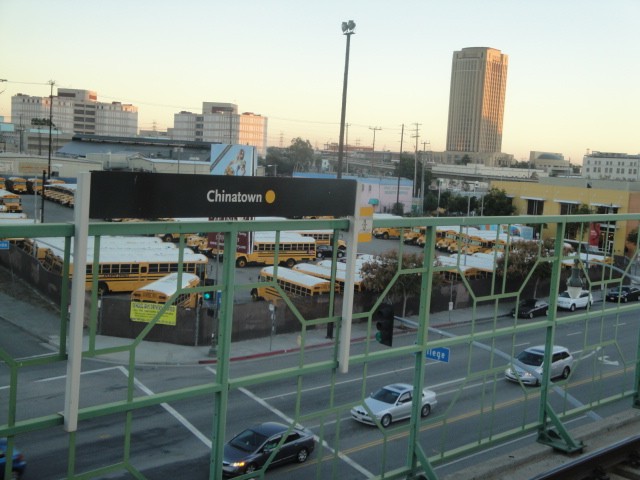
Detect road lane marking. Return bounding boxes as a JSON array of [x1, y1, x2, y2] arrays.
[[118, 366, 212, 448], [203, 366, 374, 478]]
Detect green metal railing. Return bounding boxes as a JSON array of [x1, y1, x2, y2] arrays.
[[1, 213, 640, 479]]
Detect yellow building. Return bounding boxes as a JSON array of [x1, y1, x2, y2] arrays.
[[492, 178, 640, 257]]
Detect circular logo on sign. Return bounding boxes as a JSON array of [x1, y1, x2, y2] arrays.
[[265, 189, 276, 204]]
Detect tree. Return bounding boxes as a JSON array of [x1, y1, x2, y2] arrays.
[[288, 137, 314, 171], [482, 188, 516, 216], [263, 137, 315, 176], [361, 250, 433, 316], [495, 239, 557, 297], [394, 153, 416, 180], [566, 204, 594, 239]]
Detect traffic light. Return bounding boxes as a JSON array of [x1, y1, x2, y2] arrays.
[[375, 305, 394, 347], [203, 278, 216, 308]]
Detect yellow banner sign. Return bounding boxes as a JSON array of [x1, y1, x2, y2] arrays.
[[130, 302, 177, 326]]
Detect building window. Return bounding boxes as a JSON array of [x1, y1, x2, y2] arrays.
[[527, 200, 544, 215], [559, 203, 576, 215]]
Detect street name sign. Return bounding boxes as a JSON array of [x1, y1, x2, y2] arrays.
[[426, 347, 450, 363]]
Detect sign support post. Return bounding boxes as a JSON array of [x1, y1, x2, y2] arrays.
[[339, 190, 373, 374], [64, 171, 90, 432]]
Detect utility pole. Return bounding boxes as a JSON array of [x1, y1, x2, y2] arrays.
[[411, 123, 421, 198], [369, 126, 381, 175], [421, 141, 430, 215], [395, 124, 404, 212]]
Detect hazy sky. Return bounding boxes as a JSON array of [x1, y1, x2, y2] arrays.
[[1, 1, 638, 164]]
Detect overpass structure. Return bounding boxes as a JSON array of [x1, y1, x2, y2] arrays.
[[1, 179, 640, 479]]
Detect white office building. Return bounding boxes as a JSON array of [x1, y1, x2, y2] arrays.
[[11, 89, 138, 137], [583, 151, 640, 181], [169, 102, 267, 156]]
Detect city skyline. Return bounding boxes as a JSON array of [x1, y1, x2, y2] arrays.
[[1, 0, 639, 164]]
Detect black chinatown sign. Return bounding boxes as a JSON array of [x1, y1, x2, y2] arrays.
[[89, 171, 357, 219]]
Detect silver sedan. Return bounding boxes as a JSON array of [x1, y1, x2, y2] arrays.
[[350, 383, 437, 428]]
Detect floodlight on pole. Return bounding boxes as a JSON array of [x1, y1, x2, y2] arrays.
[[567, 259, 583, 299], [336, 20, 356, 180]]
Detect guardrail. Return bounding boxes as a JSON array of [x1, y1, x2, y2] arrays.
[[1, 213, 640, 479]]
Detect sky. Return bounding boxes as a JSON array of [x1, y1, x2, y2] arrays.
[[1, 0, 639, 164]]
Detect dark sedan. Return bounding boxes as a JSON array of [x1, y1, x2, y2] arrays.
[[316, 244, 345, 259], [510, 298, 549, 319], [605, 285, 640, 303], [223, 422, 315, 477]]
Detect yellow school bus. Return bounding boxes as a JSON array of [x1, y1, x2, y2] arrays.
[[234, 232, 316, 268], [6, 177, 27, 193], [131, 272, 201, 308], [0, 189, 22, 213], [38, 236, 208, 295], [251, 266, 333, 301]]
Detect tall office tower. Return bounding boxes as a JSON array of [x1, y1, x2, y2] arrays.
[[446, 47, 508, 153]]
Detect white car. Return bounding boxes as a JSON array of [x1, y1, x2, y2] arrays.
[[350, 383, 437, 428], [505, 345, 574, 386], [556, 290, 593, 311]]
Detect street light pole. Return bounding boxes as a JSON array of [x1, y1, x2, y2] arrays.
[[336, 20, 356, 180], [47, 80, 55, 179], [395, 124, 404, 212]]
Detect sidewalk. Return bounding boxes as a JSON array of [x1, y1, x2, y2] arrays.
[[0, 285, 511, 365]]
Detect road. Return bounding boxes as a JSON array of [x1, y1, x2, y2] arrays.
[[4, 302, 638, 479]]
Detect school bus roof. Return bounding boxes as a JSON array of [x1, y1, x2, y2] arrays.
[[253, 231, 316, 243], [133, 272, 200, 295], [292, 262, 364, 283], [36, 236, 207, 263], [260, 266, 331, 288]]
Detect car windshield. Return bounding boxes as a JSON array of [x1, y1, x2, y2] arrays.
[[520, 299, 536, 307], [371, 387, 400, 404], [516, 351, 544, 366], [558, 292, 570, 298], [230, 429, 269, 452]]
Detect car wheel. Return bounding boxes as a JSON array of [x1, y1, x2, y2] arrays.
[[296, 447, 309, 463], [316, 252, 323, 258], [245, 463, 257, 473], [382, 232, 389, 240], [544, 309, 549, 316], [528, 312, 534, 319], [236, 257, 247, 268], [562, 366, 571, 379], [337, 250, 345, 258], [380, 414, 392, 428], [623, 297, 628, 303], [421, 404, 431, 417], [569, 304, 576, 312]]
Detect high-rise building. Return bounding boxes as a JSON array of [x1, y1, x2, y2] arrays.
[[169, 102, 268, 156], [446, 47, 508, 154], [11, 88, 138, 137]]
